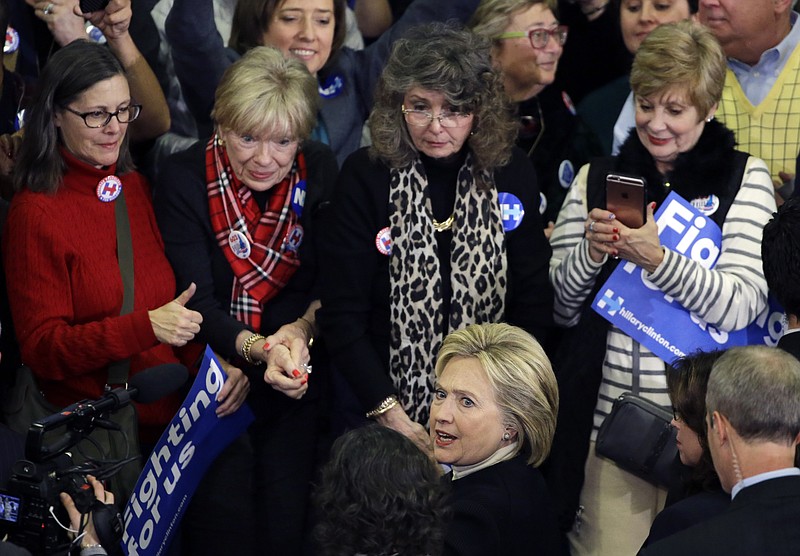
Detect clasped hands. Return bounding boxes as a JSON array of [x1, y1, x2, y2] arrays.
[[584, 202, 665, 273]]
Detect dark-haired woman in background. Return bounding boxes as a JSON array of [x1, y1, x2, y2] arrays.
[[319, 23, 553, 450], [314, 424, 448, 556], [639, 349, 728, 550]]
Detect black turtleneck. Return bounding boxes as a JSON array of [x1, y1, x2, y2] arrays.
[[420, 150, 464, 332]]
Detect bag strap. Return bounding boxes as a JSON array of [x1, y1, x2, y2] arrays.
[[108, 188, 133, 386]]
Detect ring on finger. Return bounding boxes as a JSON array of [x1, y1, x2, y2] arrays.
[[43, 2, 55, 14], [589, 220, 596, 233]]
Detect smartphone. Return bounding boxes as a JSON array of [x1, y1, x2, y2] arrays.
[[79, 0, 110, 13], [606, 173, 646, 229]]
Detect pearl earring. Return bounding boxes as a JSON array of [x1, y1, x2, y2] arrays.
[[502, 432, 511, 441]]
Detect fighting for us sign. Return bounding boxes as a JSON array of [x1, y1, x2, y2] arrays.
[[592, 191, 783, 365], [123, 347, 254, 555]]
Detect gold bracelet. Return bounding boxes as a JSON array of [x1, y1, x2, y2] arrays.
[[366, 395, 399, 419], [298, 316, 316, 347], [241, 333, 266, 365]]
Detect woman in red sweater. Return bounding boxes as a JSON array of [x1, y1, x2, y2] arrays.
[[2, 41, 215, 443]]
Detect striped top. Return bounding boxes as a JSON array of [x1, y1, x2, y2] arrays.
[[549, 157, 776, 437]]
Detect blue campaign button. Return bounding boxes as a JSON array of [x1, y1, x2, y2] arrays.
[[291, 179, 307, 217], [498, 192, 525, 232], [318, 74, 344, 99], [558, 159, 575, 189]]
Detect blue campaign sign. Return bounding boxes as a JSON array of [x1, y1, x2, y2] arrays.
[[122, 347, 254, 555], [592, 191, 783, 365]]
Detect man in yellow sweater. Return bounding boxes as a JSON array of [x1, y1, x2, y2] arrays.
[[699, 0, 800, 200]]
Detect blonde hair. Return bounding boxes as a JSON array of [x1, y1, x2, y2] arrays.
[[212, 46, 319, 140], [470, 0, 558, 46], [435, 323, 559, 467], [630, 20, 725, 118]]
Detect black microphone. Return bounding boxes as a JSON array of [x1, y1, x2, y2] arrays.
[[27, 364, 188, 459], [75, 363, 189, 418]]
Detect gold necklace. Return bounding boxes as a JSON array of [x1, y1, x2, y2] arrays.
[[433, 213, 456, 232], [432, 213, 455, 232]]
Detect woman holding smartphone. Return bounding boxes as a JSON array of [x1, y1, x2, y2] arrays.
[[548, 21, 775, 555]]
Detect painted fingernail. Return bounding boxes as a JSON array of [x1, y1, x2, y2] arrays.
[[613, 234, 619, 241], [613, 227, 619, 234], [292, 369, 301, 378], [262, 342, 270, 351], [301, 378, 308, 385]]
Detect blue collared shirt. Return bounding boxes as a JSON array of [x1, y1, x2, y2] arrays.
[[728, 12, 800, 106], [730, 467, 800, 499]]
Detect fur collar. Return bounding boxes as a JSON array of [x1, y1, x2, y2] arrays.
[[615, 119, 738, 203]]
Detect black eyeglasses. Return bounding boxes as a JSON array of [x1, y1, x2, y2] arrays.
[[496, 25, 569, 49], [62, 104, 142, 128]]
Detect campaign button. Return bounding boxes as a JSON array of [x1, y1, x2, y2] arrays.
[[690, 194, 719, 216], [96, 175, 122, 202], [284, 224, 304, 253], [375, 226, 392, 256], [562, 91, 577, 116], [291, 180, 307, 217], [14, 109, 25, 131], [86, 24, 106, 44], [319, 74, 344, 99], [228, 230, 251, 259], [558, 159, 574, 189], [4, 26, 19, 54], [498, 192, 525, 232]]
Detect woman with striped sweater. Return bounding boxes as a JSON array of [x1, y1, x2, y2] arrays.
[[548, 21, 775, 556]]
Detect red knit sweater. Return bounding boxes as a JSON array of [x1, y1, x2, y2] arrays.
[[3, 150, 181, 437]]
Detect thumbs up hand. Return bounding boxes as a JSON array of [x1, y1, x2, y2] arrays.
[[148, 282, 204, 346]]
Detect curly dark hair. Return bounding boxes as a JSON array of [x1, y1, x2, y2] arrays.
[[313, 425, 449, 556], [666, 349, 724, 496], [368, 22, 517, 188]]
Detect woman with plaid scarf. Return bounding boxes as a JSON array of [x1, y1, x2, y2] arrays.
[[155, 46, 337, 556]]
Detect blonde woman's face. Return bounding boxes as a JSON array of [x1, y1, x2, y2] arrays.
[[634, 87, 713, 174], [222, 129, 299, 191], [620, 0, 692, 54], [262, 0, 335, 76], [429, 356, 512, 467]]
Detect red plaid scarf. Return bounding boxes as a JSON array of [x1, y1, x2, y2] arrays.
[[206, 133, 305, 331]]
